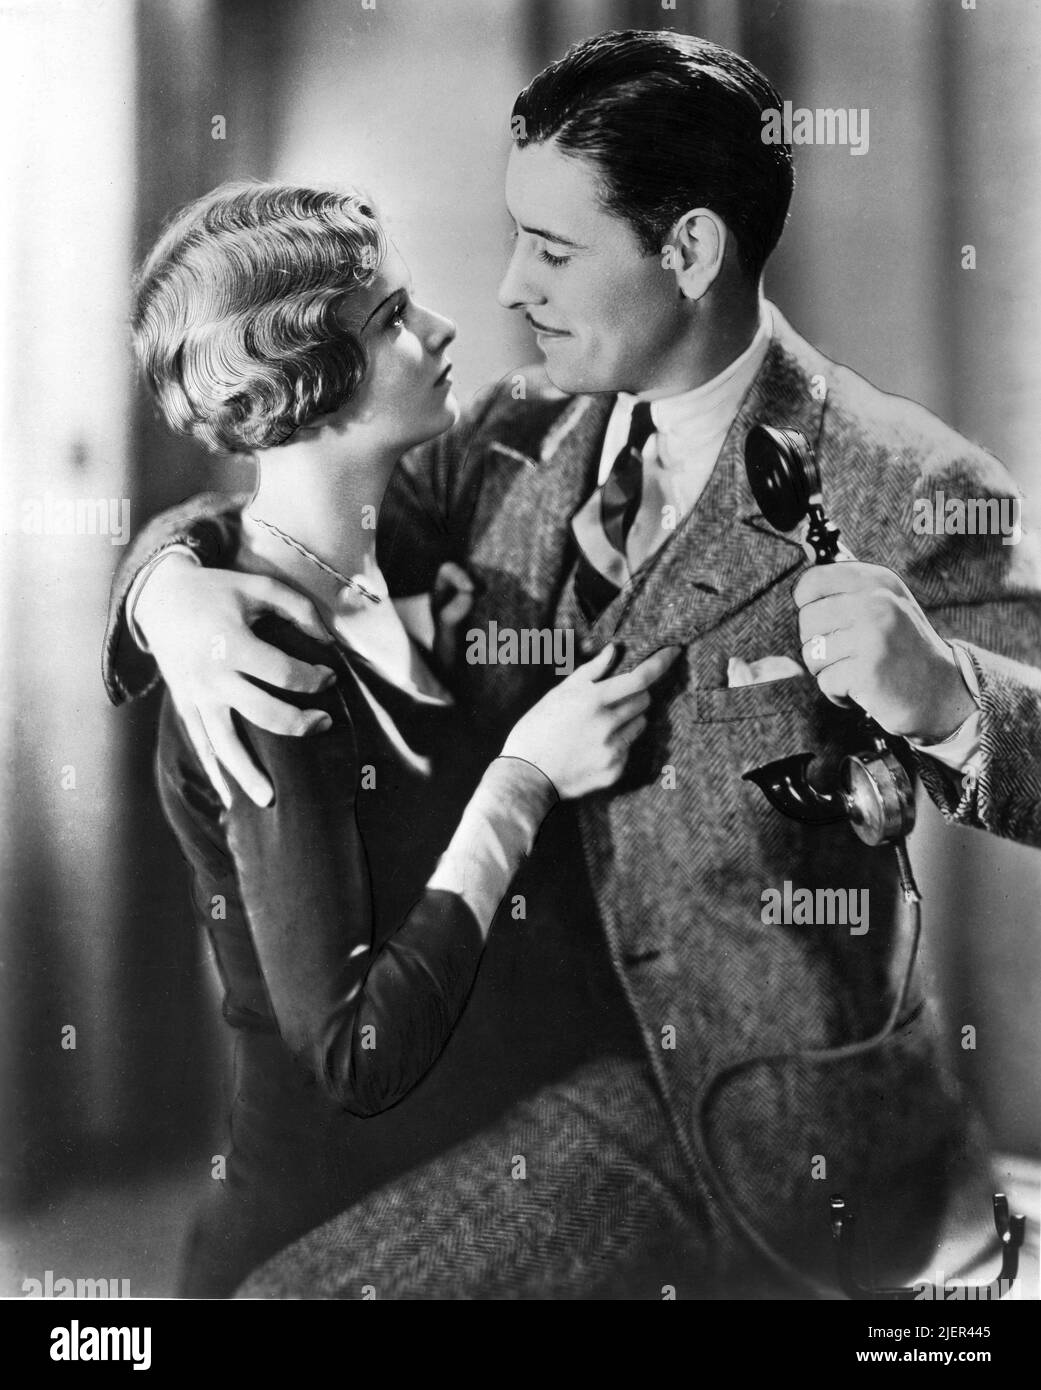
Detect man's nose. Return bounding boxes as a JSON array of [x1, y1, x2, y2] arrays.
[[497, 243, 539, 309]]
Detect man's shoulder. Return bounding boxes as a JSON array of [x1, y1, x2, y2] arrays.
[[775, 313, 1010, 491], [770, 315, 1033, 590], [830, 367, 1003, 480]]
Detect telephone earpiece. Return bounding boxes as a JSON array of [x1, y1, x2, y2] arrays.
[[745, 424, 842, 563], [741, 424, 916, 847]]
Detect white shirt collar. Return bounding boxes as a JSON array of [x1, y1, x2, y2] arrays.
[[600, 303, 773, 481]]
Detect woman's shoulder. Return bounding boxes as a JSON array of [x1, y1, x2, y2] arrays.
[[247, 612, 357, 723], [250, 610, 339, 674], [154, 613, 355, 798]]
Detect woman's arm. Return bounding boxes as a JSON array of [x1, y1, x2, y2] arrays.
[[158, 618, 677, 1116], [220, 681, 556, 1117]]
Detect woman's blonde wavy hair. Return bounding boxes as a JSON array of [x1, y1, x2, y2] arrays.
[[132, 180, 388, 453]]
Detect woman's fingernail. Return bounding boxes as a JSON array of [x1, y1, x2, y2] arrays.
[[313, 714, 333, 733], [317, 667, 337, 688]]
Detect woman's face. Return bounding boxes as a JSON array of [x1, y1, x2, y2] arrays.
[[334, 242, 458, 453]]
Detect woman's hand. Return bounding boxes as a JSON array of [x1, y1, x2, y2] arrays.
[[501, 643, 683, 799], [134, 553, 337, 806]]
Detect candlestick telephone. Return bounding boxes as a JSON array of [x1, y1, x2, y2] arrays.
[[741, 423, 917, 853], [687, 423, 1024, 1301]]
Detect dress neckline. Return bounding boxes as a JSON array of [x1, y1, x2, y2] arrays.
[[233, 530, 453, 708], [332, 631, 455, 710]]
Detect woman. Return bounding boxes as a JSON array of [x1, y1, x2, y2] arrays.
[[133, 181, 678, 1296]]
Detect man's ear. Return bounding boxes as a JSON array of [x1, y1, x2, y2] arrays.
[[662, 208, 728, 301]]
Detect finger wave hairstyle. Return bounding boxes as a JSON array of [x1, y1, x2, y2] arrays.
[[132, 181, 388, 453]]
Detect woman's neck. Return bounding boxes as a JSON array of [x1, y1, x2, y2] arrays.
[[247, 431, 396, 585]]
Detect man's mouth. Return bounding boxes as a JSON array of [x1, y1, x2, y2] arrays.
[[526, 314, 570, 338]]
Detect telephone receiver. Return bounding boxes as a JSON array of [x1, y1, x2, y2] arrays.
[[740, 424, 916, 847], [735, 428, 1026, 1300]]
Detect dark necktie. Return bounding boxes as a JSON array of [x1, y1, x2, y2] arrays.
[[574, 401, 655, 622], [601, 401, 655, 556]]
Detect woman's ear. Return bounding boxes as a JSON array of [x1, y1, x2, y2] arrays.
[[662, 208, 729, 301]]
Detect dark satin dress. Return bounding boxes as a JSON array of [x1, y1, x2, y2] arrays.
[[157, 613, 636, 1297]]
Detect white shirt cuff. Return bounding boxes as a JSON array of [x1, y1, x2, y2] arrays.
[[426, 756, 557, 935], [907, 641, 983, 776]]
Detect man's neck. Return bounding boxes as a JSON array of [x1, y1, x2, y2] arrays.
[[639, 287, 764, 400]]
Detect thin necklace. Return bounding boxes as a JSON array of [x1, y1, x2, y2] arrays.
[[246, 513, 382, 605]]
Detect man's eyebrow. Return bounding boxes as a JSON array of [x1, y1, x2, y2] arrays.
[[518, 223, 586, 250]]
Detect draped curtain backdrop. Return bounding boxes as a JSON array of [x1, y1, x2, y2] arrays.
[[1, 0, 1037, 1222]]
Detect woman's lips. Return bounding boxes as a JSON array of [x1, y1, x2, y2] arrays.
[[433, 363, 453, 388]]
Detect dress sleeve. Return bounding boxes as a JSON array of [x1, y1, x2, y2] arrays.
[[221, 685, 556, 1117], [102, 493, 246, 705]]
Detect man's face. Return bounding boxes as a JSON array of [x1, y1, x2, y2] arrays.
[[498, 140, 691, 396]]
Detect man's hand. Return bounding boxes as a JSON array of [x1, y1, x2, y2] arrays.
[[793, 561, 977, 742], [135, 554, 337, 807]]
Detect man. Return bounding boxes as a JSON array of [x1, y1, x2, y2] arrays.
[[105, 32, 1040, 1298]]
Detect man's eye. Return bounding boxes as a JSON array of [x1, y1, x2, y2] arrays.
[[537, 248, 570, 269]]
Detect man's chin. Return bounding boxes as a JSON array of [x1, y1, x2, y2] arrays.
[[540, 355, 610, 397]]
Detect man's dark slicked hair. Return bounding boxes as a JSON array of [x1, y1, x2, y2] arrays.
[[511, 30, 794, 278]]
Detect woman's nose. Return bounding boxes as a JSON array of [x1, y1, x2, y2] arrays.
[[425, 307, 456, 352]]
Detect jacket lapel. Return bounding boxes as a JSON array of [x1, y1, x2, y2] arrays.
[[602, 313, 829, 656], [467, 392, 613, 624], [458, 392, 613, 719]]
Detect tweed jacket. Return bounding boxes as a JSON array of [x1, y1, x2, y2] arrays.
[[104, 306, 1041, 1276]]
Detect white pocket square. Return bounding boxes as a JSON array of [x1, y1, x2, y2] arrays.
[[726, 655, 804, 688]]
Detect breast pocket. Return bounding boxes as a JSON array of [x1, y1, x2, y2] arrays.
[[692, 672, 818, 723], [690, 672, 854, 787], [674, 672, 857, 861]]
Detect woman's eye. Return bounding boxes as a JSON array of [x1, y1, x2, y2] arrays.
[[388, 301, 409, 329], [537, 248, 570, 269]]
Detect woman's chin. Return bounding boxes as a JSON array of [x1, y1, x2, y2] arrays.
[[395, 399, 459, 454], [431, 393, 461, 433]]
